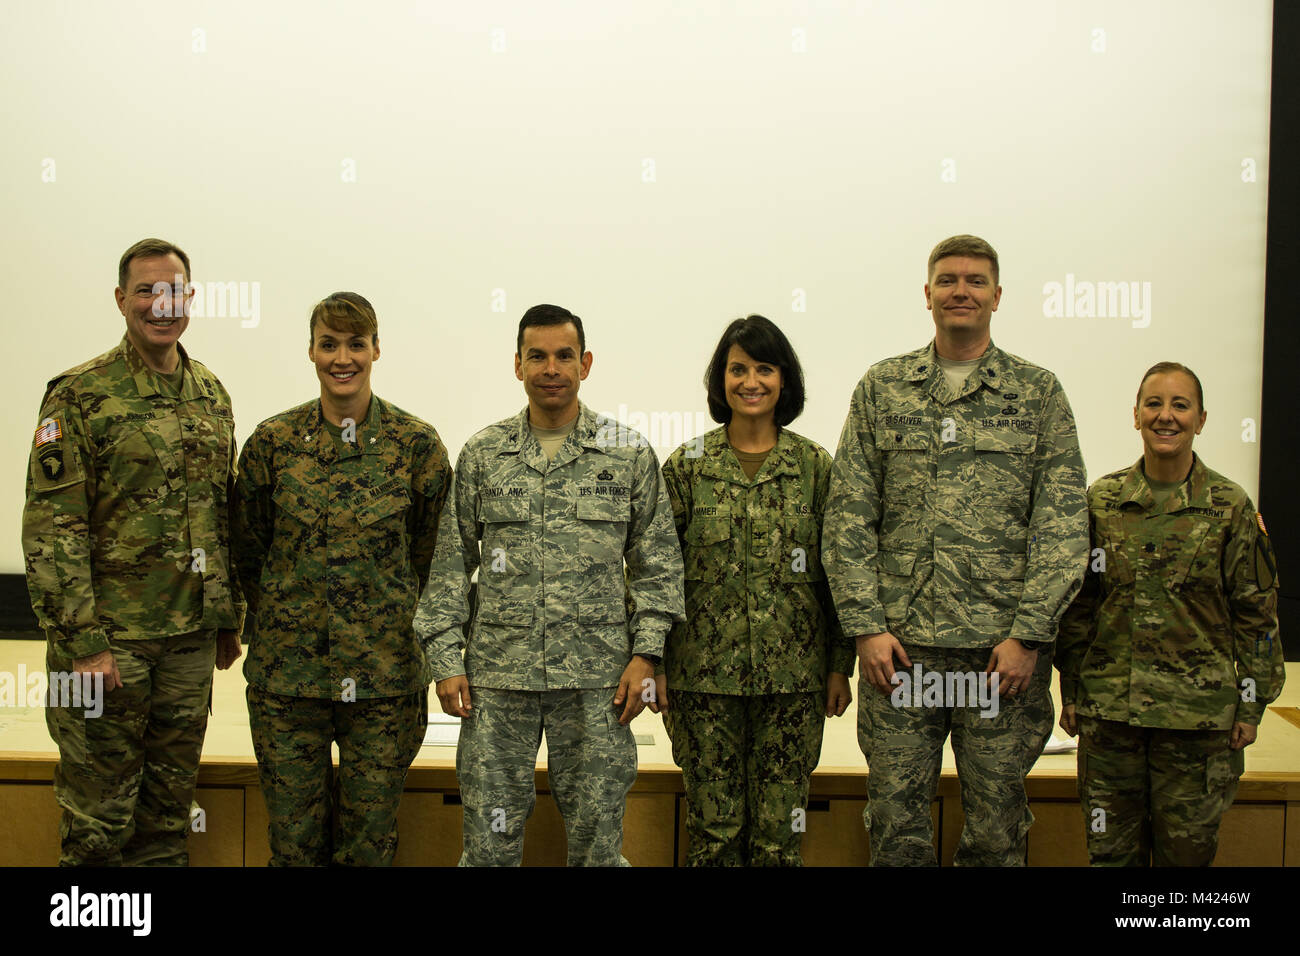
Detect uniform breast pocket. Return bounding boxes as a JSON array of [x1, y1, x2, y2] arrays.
[[682, 507, 731, 582], [104, 422, 184, 513], [272, 480, 324, 530], [779, 510, 825, 583], [972, 428, 1036, 509], [1095, 519, 1138, 596], [1168, 522, 1221, 593], [575, 495, 630, 563], [881, 431, 931, 500], [357, 479, 412, 551], [479, 495, 531, 583], [969, 550, 1027, 626]]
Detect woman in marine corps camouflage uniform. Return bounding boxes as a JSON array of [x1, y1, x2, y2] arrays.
[[1057, 362, 1284, 866], [657, 315, 854, 866], [232, 293, 454, 865]]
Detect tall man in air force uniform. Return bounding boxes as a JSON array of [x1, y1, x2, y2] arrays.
[[824, 235, 1089, 866], [415, 304, 684, 866], [23, 239, 244, 865]]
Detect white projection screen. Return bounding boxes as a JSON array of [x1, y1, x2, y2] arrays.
[[1, 0, 1273, 575]]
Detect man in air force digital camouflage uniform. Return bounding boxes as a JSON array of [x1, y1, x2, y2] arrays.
[[23, 238, 244, 866], [415, 303, 684, 866], [824, 235, 1089, 866]]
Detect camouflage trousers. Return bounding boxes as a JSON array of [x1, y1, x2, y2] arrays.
[[1077, 717, 1243, 866], [246, 686, 426, 866], [858, 645, 1054, 866], [457, 686, 637, 867], [45, 630, 216, 867], [665, 690, 824, 867]]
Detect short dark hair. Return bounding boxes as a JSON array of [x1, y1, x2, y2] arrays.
[[1137, 361, 1205, 412], [309, 292, 378, 343], [118, 238, 191, 290], [927, 234, 999, 286], [517, 304, 585, 355], [704, 315, 806, 426]]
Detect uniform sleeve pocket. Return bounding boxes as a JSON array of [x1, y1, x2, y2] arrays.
[[877, 550, 917, 576]]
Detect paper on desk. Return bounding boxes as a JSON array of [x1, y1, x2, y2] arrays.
[[423, 712, 461, 747], [1042, 734, 1078, 755]]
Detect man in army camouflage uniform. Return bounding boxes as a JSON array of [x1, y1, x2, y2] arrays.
[[232, 292, 454, 866], [415, 303, 684, 866], [1057, 362, 1284, 865], [23, 238, 245, 866], [824, 235, 1089, 866]]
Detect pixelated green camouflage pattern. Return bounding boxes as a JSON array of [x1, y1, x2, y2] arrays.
[[456, 686, 637, 866], [1057, 456, 1283, 730], [856, 645, 1054, 866], [824, 341, 1089, 647], [45, 630, 216, 866], [1077, 715, 1243, 866], [660, 427, 853, 694], [246, 686, 426, 866], [23, 335, 245, 660], [232, 396, 452, 699], [665, 689, 823, 866], [416, 403, 685, 690]]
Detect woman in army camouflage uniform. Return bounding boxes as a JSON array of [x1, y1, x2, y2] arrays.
[[1057, 362, 1284, 866], [658, 315, 855, 866], [231, 293, 454, 865]]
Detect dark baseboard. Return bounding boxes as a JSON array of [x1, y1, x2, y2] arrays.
[[0, 574, 38, 634]]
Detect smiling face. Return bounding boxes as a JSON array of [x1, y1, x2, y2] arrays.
[[309, 321, 378, 406], [724, 344, 782, 424], [925, 255, 1001, 342], [1135, 370, 1206, 463], [515, 321, 591, 423], [115, 253, 192, 360]]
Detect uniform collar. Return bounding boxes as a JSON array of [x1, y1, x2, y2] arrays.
[[503, 401, 603, 473], [120, 333, 197, 400], [697, 424, 801, 485], [908, 339, 1008, 402], [1118, 453, 1212, 514], [304, 394, 384, 461]]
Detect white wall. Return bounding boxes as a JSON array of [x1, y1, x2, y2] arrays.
[[2, 0, 1272, 573]]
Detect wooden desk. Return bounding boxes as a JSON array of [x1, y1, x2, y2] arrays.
[[1, 638, 1297, 866]]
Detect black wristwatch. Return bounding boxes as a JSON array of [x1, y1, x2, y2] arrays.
[[636, 653, 662, 667], [1017, 639, 1045, 652]]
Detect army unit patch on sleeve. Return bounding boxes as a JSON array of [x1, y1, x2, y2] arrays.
[[1256, 512, 1268, 536], [35, 417, 65, 478], [31, 413, 84, 490]]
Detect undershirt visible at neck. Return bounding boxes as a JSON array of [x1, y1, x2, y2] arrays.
[[532, 417, 578, 461], [730, 444, 770, 480], [936, 354, 982, 393]]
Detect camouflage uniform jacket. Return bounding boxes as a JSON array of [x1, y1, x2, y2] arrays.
[[823, 340, 1089, 648], [232, 396, 452, 699], [1056, 456, 1283, 729], [414, 402, 685, 691], [23, 334, 245, 660], [661, 426, 853, 694]]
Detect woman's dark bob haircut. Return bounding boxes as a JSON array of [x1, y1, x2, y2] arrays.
[[704, 314, 806, 426]]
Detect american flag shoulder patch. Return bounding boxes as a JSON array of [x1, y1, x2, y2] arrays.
[[35, 417, 62, 447]]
